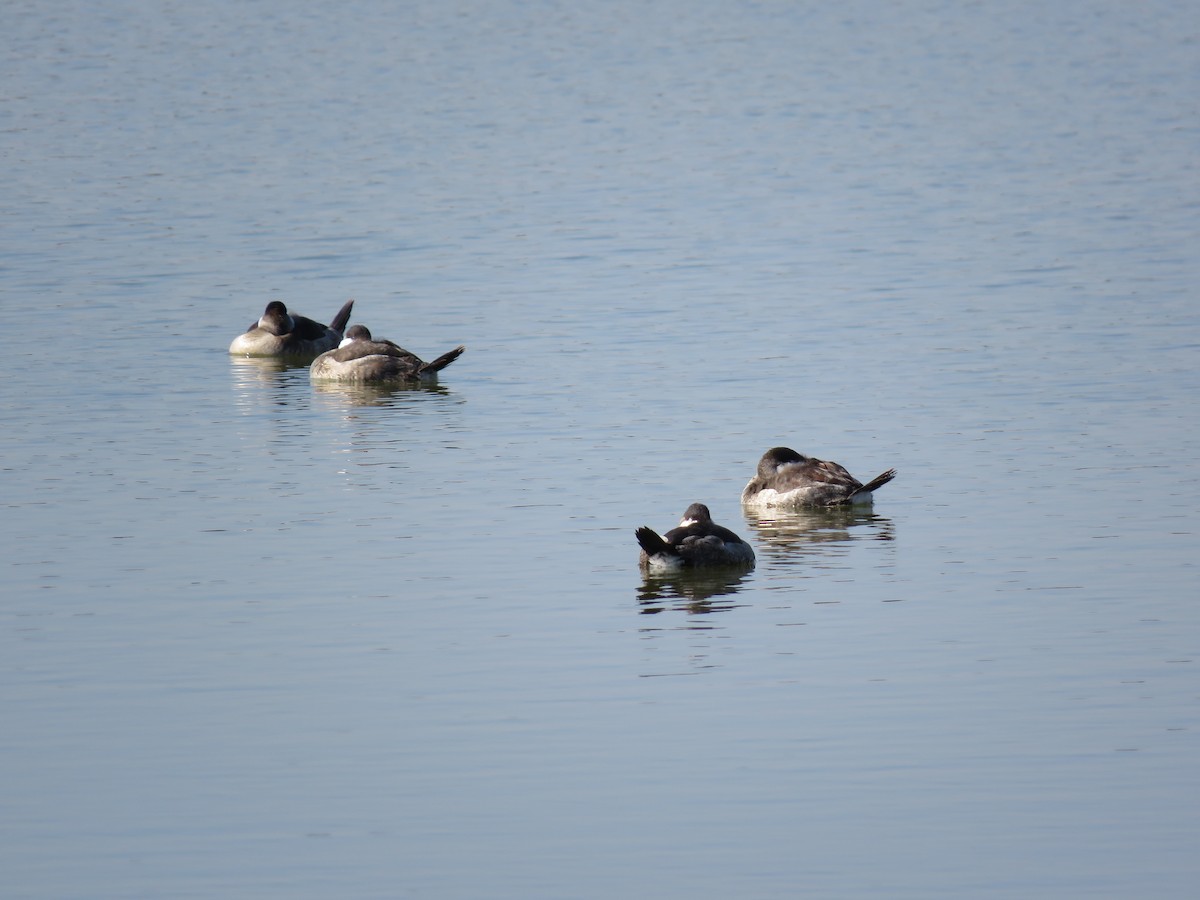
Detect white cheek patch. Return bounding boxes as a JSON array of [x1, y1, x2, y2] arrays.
[[338, 337, 354, 348], [678, 517, 698, 527]]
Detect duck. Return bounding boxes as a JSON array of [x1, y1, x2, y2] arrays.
[[635, 503, 756, 572], [229, 299, 354, 358], [309, 324, 465, 383], [741, 446, 896, 509]]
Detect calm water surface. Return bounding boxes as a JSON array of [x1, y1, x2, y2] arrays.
[[3, 1, 1198, 897]]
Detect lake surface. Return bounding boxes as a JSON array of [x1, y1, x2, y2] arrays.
[[3, 1, 1198, 897]]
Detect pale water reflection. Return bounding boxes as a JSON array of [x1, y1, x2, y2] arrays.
[[228, 356, 312, 408], [744, 506, 897, 569], [311, 378, 457, 409]]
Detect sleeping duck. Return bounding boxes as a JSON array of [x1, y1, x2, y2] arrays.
[[636, 503, 756, 572], [229, 299, 354, 358], [741, 446, 895, 509], [309, 324, 465, 383]]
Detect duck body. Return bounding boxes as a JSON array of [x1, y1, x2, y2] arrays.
[[309, 325, 465, 383], [636, 502, 756, 572], [229, 299, 354, 359], [741, 446, 896, 509]]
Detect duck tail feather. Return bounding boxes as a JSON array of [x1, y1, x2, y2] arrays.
[[419, 345, 466, 374], [849, 468, 897, 499], [635, 526, 674, 557], [330, 299, 354, 333]]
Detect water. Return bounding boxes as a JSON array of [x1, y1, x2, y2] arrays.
[[3, 1, 1198, 897]]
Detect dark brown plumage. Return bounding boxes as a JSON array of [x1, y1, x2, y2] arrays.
[[636, 503, 756, 571]]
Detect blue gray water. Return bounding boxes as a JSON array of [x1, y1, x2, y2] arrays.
[[3, 1, 1198, 897]]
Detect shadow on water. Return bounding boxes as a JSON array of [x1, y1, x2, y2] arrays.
[[743, 505, 894, 567], [637, 568, 753, 616]]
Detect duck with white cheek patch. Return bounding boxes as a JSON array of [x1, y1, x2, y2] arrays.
[[310, 324, 465, 383], [636, 503, 756, 572]]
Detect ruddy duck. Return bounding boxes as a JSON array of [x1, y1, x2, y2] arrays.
[[636, 502, 756, 572], [741, 446, 896, 509], [309, 324, 465, 383], [229, 299, 354, 358]]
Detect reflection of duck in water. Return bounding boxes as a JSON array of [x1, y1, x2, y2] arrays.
[[636, 503, 755, 572], [312, 377, 454, 408], [229, 299, 354, 358], [741, 446, 895, 509], [228, 355, 316, 415], [743, 505, 894, 562], [229, 354, 310, 383], [637, 567, 752, 612], [310, 325, 465, 383]]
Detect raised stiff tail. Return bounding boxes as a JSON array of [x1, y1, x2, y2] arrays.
[[848, 468, 897, 500], [635, 526, 675, 558], [419, 345, 466, 374], [329, 299, 354, 333]]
